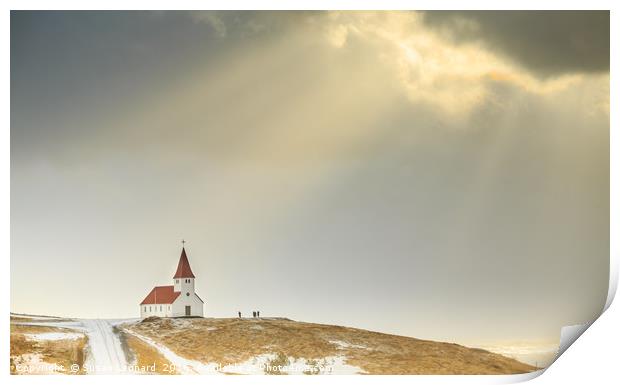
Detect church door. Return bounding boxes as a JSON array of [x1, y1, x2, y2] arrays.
[[185, 306, 191, 316]]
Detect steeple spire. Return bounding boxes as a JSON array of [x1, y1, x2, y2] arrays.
[[173, 245, 195, 279]]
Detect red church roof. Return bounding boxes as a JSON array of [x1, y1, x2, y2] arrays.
[[140, 286, 181, 305], [173, 247, 195, 279]]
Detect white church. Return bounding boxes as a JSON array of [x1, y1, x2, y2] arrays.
[[139, 246, 204, 318]]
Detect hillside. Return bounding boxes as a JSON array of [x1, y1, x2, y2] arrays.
[[121, 317, 537, 374], [10, 314, 537, 375]]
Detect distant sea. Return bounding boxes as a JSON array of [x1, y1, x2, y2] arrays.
[[469, 341, 559, 368]]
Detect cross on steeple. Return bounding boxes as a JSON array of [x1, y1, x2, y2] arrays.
[[181, 239, 186, 247]]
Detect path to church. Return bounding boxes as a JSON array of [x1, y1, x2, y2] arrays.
[[15, 318, 131, 373], [82, 319, 130, 373]]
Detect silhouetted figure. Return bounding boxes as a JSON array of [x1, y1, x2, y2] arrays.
[[253, 311, 256, 318], [257, 311, 260, 318], [238, 311, 241, 318]]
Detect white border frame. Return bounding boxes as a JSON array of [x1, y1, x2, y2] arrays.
[[3, 2, 617, 384]]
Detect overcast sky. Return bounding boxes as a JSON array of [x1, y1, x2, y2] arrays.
[[11, 11, 609, 347]]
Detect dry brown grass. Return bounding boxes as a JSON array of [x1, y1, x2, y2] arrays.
[[124, 333, 178, 375], [10, 332, 38, 373], [10, 315, 74, 323], [11, 324, 68, 334], [10, 323, 87, 375], [124, 318, 536, 375], [264, 352, 289, 375]]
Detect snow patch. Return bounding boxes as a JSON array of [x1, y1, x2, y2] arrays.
[[283, 356, 365, 375], [25, 332, 84, 341], [123, 328, 221, 374], [222, 354, 365, 375], [329, 340, 370, 350], [108, 318, 141, 327]]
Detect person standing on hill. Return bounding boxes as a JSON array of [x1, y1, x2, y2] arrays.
[[238, 311, 241, 318]]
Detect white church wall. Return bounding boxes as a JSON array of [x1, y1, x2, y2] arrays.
[[140, 303, 174, 318], [171, 294, 204, 317]]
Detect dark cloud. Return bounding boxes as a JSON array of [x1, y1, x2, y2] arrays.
[[422, 11, 609, 77]]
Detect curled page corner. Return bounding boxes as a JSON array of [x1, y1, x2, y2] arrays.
[[604, 259, 618, 311], [542, 259, 620, 372], [554, 323, 593, 362]]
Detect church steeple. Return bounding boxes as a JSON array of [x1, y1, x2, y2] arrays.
[[173, 247, 196, 279]]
